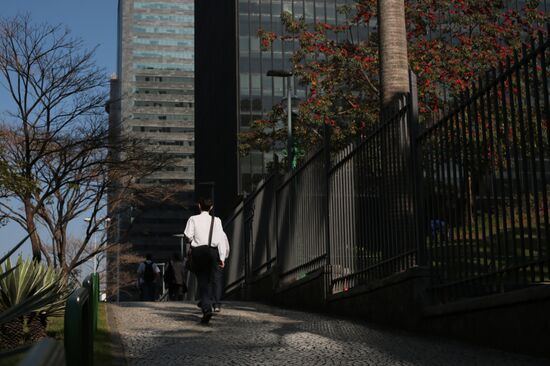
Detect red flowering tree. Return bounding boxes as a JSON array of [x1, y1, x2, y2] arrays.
[[240, 0, 547, 164]]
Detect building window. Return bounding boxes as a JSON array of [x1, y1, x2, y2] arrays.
[[133, 26, 194, 35], [133, 14, 194, 23], [134, 2, 194, 11], [133, 63, 194, 71]]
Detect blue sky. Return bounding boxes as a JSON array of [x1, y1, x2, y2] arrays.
[[4, 0, 117, 72], [1, 0, 117, 259]]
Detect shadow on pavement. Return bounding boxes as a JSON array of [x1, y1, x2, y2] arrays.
[[113, 301, 549, 366]]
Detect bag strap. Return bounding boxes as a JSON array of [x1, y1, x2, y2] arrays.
[[208, 215, 215, 248]]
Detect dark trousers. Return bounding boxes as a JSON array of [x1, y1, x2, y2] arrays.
[[168, 284, 186, 301], [212, 265, 224, 307], [196, 248, 218, 313], [140, 282, 156, 301]]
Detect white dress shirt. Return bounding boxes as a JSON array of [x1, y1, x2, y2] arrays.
[[219, 232, 230, 261], [184, 211, 229, 262]]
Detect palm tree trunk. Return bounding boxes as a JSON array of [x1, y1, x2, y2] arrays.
[[377, 0, 412, 256], [27, 313, 48, 343], [0, 318, 24, 350], [378, 0, 409, 109]]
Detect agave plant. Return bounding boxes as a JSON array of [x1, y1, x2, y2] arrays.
[[27, 263, 72, 343], [0, 257, 70, 349]]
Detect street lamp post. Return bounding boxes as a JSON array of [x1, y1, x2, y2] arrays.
[[84, 217, 112, 273], [267, 69, 294, 170], [114, 213, 121, 304], [84, 217, 97, 273]]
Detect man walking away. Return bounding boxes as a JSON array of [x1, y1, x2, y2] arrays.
[[212, 232, 230, 312], [164, 253, 188, 301], [184, 198, 229, 324], [137, 254, 160, 301]]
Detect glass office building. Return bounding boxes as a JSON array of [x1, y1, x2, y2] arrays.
[[119, 0, 195, 191], [112, 0, 195, 294], [237, 0, 369, 192]]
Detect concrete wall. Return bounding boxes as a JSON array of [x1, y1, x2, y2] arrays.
[[243, 270, 277, 303], [273, 268, 328, 311], [422, 285, 550, 358], [326, 267, 430, 329]]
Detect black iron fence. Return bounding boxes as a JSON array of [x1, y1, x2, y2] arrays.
[[223, 176, 278, 293], [420, 28, 550, 302], [223, 28, 550, 305], [329, 95, 419, 293], [223, 201, 246, 294], [276, 148, 328, 285]]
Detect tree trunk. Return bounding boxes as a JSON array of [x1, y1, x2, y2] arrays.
[[377, 0, 412, 259], [0, 318, 24, 350], [378, 0, 409, 110], [27, 313, 48, 343], [24, 200, 42, 261]]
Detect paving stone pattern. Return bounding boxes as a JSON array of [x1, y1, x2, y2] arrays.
[[110, 301, 548, 366]]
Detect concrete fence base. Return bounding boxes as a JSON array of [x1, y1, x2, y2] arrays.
[[326, 267, 430, 329], [228, 266, 550, 358], [421, 285, 550, 358]]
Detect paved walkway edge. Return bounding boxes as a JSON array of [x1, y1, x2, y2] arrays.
[[106, 304, 128, 366]]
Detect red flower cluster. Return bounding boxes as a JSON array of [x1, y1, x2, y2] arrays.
[[240, 1, 547, 160]]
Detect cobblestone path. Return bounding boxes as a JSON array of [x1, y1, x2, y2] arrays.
[[110, 301, 547, 366]]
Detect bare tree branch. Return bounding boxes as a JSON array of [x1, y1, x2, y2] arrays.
[[0, 15, 180, 279]]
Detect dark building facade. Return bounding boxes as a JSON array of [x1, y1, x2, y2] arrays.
[[194, 1, 239, 219]]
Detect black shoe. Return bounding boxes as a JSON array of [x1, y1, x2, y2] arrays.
[[213, 306, 221, 313], [201, 311, 213, 324], [197, 301, 202, 309]]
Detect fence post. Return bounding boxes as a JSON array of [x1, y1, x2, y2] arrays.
[[92, 273, 99, 332], [243, 199, 252, 294], [408, 70, 427, 266], [323, 122, 332, 293], [83, 275, 98, 336]]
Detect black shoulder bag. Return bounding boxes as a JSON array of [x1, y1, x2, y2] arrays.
[[188, 215, 215, 274]]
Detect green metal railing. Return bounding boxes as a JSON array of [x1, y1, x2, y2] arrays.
[[18, 338, 65, 366], [64, 287, 93, 366], [64, 273, 99, 366], [83, 273, 99, 334], [13, 274, 99, 366]]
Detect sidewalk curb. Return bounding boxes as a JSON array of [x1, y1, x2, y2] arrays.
[[106, 304, 128, 366]]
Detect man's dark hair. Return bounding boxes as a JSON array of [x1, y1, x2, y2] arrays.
[[198, 197, 213, 212], [146, 253, 152, 261]]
